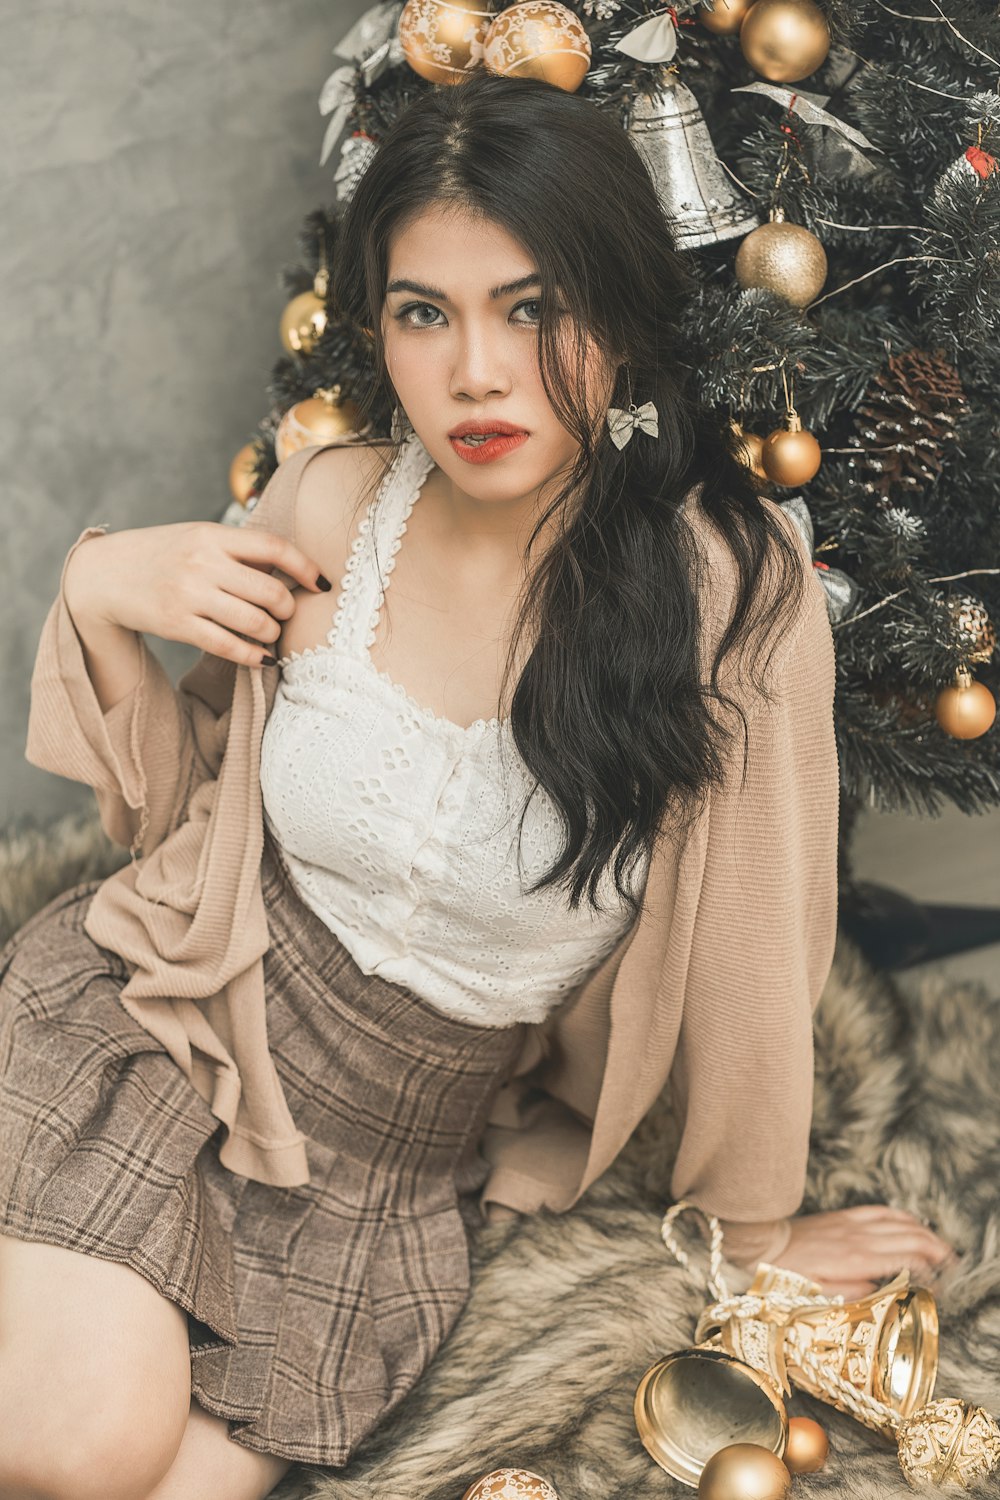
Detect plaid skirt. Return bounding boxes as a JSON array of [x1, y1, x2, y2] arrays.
[[0, 827, 528, 1466]]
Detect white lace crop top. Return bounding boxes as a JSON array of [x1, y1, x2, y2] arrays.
[[259, 431, 650, 1028]]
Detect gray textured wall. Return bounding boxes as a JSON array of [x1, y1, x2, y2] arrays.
[[2, 0, 370, 830]]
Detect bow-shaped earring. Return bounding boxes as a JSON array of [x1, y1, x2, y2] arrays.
[[606, 366, 659, 450]]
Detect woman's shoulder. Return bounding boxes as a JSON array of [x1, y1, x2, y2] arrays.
[[244, 439, 396, 559], [291, 440, 397, 558]]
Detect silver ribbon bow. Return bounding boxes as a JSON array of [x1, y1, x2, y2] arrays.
[[615, 12, 677, 63], [607, 400, 659, 449], [319, 1, 404, 167]]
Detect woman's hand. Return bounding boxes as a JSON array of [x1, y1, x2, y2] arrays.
[[774, 1205, 959, 1299], [64, 521, 331, 669]]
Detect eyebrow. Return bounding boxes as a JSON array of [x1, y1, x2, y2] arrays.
[[384, 273, 543, 302]]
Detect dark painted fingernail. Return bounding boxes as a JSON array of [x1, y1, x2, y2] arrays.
[[261, 655, 277, 667], [316, 573, 332, 591]]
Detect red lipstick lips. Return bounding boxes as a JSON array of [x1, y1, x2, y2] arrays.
[[448, 419, 529, 465]]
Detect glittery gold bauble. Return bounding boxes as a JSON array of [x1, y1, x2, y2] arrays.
[[897, 1397, 1000, 1489], [946, 594, 996, 664], [734, 214, 827, 307], [934, 668, 997, 740], [699, 0, 753, 34], [398, 0, 495, 85], [783, 1417, 829, 1474], [731, 422, 768, 478], [697, 1443, 793, 1500], [483, 1, 591, 91], [762, 411, 822, 486], [279, 268, 330, 355], [228, 443, 260, 506], [739, 0, 831, 82], [274, 386, 366, 463], [461, 1469, 560, 1500]]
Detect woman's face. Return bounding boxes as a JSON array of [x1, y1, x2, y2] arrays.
[[380, 201, 618, 502]]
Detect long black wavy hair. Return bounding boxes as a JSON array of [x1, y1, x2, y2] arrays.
[[332, 69, 807, 923]]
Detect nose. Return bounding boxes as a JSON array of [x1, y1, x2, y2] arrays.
[[449, 328, 513, 403]]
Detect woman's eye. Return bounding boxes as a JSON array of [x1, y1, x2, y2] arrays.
[[394, 299, 547, 328], [399, 302, 443, 327]]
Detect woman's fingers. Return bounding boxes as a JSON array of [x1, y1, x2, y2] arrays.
[[839, 1204, 909, 1221], [842, 1204, 936, 1227], [229, 527, 332, 595], [775, 1205, 961, 1298], [818, 1278, 879, 1300]]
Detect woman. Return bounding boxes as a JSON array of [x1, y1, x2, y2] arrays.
[[0, 70, 954, 1500]]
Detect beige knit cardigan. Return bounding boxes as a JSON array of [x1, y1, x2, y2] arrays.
[[24, 443, 840, 1267]]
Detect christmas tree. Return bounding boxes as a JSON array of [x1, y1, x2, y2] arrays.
[[227, 0, 1000, 938]]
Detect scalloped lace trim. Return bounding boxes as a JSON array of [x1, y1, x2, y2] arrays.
[[276, 434, 504, 738]]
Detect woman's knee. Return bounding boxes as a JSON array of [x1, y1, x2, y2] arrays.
[[0, 1415, 183, 1500], [0, 1235, 191, 1500]]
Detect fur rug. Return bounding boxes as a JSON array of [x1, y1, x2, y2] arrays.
[[2, 810, 999, 1500]]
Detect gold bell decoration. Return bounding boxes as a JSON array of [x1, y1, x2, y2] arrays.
[[460, 1469, 559, 1498], [698, 1261, 940, 1424], [735, 208, 827, 307], [625, 66, 759, 249], [699, 0, 754, 35], [739, 0, 831, 83], [761, 408, 822, 486], [398, 0, 495, 85], [228, 443, 260, 506], [635, 1344, 790, 1486], [274, 385, 368, 463], [482, 1, 591, 91], [279, 266, 330, 356], [658, 1202, 1000, 1492]]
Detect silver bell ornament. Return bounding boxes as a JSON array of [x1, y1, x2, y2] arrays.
[[625, 67, 759, 249], [777, 494, 860, 624]]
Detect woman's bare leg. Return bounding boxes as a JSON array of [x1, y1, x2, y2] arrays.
[[145, 1399, 292, 1500], [0, 1233, 190, 1500]]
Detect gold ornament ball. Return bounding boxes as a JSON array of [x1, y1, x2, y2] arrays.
[[783, 1417, 829, 1474], [228, 443, 260, 506], [897, 1397, 1000, 1489], [735, 219, 827, 307], [698, 1443, 793, 1500], [934, 671, 997, 740], [398, 0, 495, 85], [274, 387, 366, 464], [279, 290, 328, 356], [762, 419, 822, 486], [461, 1469, 560, 1500], [700, 0, 754, 34], [739, 0, 831, 83], [483, 1, 591, 92]]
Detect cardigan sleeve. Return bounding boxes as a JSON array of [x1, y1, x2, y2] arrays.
[[667, 569, 840, 1237], [24, 455, 303, 859]]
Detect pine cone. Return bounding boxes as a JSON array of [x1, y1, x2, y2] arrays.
[[849, 349, 968, 500]]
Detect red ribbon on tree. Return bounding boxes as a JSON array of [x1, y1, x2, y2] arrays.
[[965, 146, 998, 180]]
